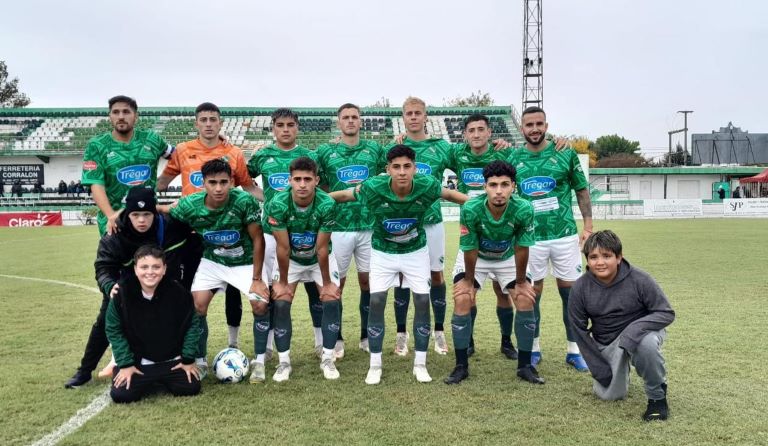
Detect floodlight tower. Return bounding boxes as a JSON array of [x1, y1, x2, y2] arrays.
[[522, 0, 544, 110]]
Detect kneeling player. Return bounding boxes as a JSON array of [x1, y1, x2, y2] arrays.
[[168, 159, 270, 382], [447, 161, 543, 385], [267, 157, 341, 381]]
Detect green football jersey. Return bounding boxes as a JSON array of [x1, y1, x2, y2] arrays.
[[315, 140, 386, 231], [265, 188, 336, 266], [246, 144, 316, 234], [170, 189, 261, 267], [385, 137, 450, 225], [354, 174, 442, 254], [445, 143, 512, 198], [81, 129, 173, 231], [459, 195, 535, 261], [506, 142, 588, 241]]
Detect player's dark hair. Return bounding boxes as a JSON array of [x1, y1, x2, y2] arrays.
[[271, 108, 299, 125], [133, 244, 165, 264], [195, 102, 221, 117], [521, 106, 546, 119], [108, 95, 137, 112], [201, 158, 232, 178], [386, 145, 416, 163], [464, 113, 490, 130], [337, 103, 360, 116], [290, 156, 318, 175], [483, 160, 516, 182], [582, 230, 623, 257]]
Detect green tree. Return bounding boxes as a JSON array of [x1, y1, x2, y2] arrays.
[[594, 134, 640, 159], [443, 90, 494, 107], [0, 61, 30, 108]]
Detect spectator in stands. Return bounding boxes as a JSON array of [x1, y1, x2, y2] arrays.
[[11, 179, 23, 197], [58, 179, 67, 195], [68, 180, 77, 197], [732, 186, 741, 199], [75, 180, 85, 196], [568, 230, 675, 422], [32, 180, 44, 194], [717, 186, 725, 200], [0, 176, 4, 197]]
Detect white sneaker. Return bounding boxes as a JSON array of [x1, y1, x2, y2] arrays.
[[273, 362, 292, 382], [433, 331, 448, 355], [394, 332, 409, 357], [334, 340, 345, 360], [249, 361, 265, 383], [359, 338, 370, 353], [265, 349, 273, 362], [365, 366, 382, 385], [320, 358, 340, 380], [412, 364, 432, 383]]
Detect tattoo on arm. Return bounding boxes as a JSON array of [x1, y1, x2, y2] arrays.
[[576, 189, 592, 218]]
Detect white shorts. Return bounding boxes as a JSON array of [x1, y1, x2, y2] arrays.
[[425, 222, 445, 272], [273, 256, 341, 286], [191, 258, 269, 299], [370, 247, 431, 294], [263, 233, 276, 286], [528, 234, 582, 282], [452, 250, 529, 290], [331, 230, 372, 278]]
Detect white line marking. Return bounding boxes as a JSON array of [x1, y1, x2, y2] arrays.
[[0, 274, 109, 446]]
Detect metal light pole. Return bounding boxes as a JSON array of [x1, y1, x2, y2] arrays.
[[677, 110, 693, 165]]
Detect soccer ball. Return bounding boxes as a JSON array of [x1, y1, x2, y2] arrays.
[[212, 348, 250, 383]]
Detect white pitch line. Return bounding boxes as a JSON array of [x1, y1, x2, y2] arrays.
[[0, 274, 109, 446]]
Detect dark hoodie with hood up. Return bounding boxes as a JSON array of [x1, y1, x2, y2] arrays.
[[568, 258, 675, 387]]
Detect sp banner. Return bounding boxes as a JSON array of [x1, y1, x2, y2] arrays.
[[0, 212, 63, 227]]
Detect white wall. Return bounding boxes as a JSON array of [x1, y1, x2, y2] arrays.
[[0, 155, 83, 187], [592, 174, 723, 200]]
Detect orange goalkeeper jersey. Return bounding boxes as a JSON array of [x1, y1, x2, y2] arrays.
[[163, 139, 252, 196]]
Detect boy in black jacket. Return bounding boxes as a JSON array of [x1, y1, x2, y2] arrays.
[[106, 245, 201, 403], [568, 230, 675, 421]]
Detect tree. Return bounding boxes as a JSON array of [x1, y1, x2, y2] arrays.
[[369, 97, 391, 108], [562, 135, 598, 167], [0, 61, 30, 108], [595, 152, 650, 168], [442, 90, 494, 107], [593, 134, 640, 159]]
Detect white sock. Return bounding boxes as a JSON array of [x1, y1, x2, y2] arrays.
[[370, 352, 382, 368], [322, 348, 334, 360], [414, 350, 427, 366], [255, 353, 265, 364], [267, 329, 275, 350], [228, 325, 239, 346], [567, 341, 580, 354], [532, 337, 541, 352], [195, 357, 207, 366], [314, 327, 323, 347], [278, 350, 291, 365]]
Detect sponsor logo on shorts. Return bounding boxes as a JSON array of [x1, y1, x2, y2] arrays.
[[382, 218, 417, 235], [367, 326, 383, 338], [415, 162, 432, 175], [83, 160, 97, 171], [203, 230, 240, 246], [189, 171, 203, 188], [291, 231, 317, 249], [336, 165, 369, 184], [268, 172, 290, 191], [520, 176, 556, 196], [116, 164, 151, 186], [461, 168, 484, 187]]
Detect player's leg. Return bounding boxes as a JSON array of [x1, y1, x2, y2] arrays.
[[365, 250, 399, 385], [263, 233, 277, 360], [393, 276, 411, 356], [551, 234, 589, 372], [109, 364, 157, 404], [65, 292, 111, 388], [445, 268, 481, 385], [402, 246, 434, 383], [223, 285, 243, 348], [509, 281, 544, 385], [528, 241, 551, 366], [353, 230, 373, 353], [452, 250, 477, 356], [631, 331, 669, 421], [314, 257, 342, 380], [159, 359, 202, 398], [272, 280, 298, 383], [493, 279, 517, 360], [425, 222, 448, 355], [189, 259, 223, 379], [303, 280, 325, 356]]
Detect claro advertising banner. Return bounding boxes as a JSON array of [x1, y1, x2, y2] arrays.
[[0, 212, 63, 227]]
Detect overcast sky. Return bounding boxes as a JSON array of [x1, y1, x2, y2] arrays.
[[3, 0, 766, 159]]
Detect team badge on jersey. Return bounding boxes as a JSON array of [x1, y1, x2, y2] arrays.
[[189, 171, 203, 188], [461, 168, 484, 187], [116, 165, 151, 186], [203, 230, 240, 246], [520, 176, 556, 196], [268, 173, 290, 191], [415, 163, 432, 175], [336, 165, 369, 184]]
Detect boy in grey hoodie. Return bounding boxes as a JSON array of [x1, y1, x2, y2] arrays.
[[568, 230, 675, 421]]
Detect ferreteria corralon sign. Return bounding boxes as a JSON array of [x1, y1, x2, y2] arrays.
[[0, 164, 45, 185]]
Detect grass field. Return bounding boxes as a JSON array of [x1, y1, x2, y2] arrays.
[[1, 219, 767, 445]]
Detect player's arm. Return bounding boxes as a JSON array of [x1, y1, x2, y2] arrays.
[[156, 173, 175, 192], [243, 182, 265, 201], [94, 236, 125, 297], [455, 248, 478, 305], [89, 184, 122, 234], [156, 148, 181, 192], [455, 213, 479, 301], [329, 188, 358, 203], [105, 295, 144, 388], [575, 188, 593, 243], [440, 188, 468, 205], [316, 231, 338, 299], [271, 229, 293, 300], [247, 222, 269, 301]]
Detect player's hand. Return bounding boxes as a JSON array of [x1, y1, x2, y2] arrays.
[[272, 281, 293, 300], [171, 361, 201, 383], [113, 366, 143, 389], [492, 138, 512, 151], [514, 281, 536, 307], [580, 228, 593, 246], [219, 134, 231, 147], [249, 279, 270, 302], [394, 132, 407, 144], [330, 135, 341, 144], [106, 209, 123, 235], [109, 284, 120, 298], [320, 282, 340, 300], [553, 137, 570, 151]]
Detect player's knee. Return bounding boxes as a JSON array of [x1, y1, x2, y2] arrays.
[[250, 301, 269, 316], [357, 272, 370, 289], [454, 294, 472, 314], [431, 271, 444, 284], [110, 386, 141, 404], [369, 292, 386, 312], [413, 293, 430, 311]]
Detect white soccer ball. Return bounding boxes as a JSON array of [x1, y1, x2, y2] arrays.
[[212, 348, 250, 383]]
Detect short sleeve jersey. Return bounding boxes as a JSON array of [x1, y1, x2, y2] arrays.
[[266, 189, 336, 265], [81, 129, 173, 215], [506, 142, 588, 241], [247, 144, 317, 234], [459, 195, 535, 261], [170, 189, 261, 267], [315, 140, 386, 231], [385, 137, 450, 225], [445, 143, 512, 198], [163, 139, 252, 196], [354, 174, 442, 254]]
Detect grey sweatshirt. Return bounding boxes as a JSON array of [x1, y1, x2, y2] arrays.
[[568, 258, 675, 387]]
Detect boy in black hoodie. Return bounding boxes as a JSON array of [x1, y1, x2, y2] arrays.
[[568, 230, 675, 421]]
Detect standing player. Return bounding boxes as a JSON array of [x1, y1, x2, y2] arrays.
[[507, 106, 593, 371], [331, 145, 467, 384], [81, 95, 174, 236], [168, 159, 270, 381], [267, 157, 341, 381], [157, 102, 258, 351], [315, 103, 387, 353], [446, 160, 542, 385]]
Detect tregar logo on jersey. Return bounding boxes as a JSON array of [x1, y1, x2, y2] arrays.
[[203, 230, 240, 246], [520, 176, 556, 196], [480, 239, 511, 257], [189, 171, 203, 188], [415, 163, 432, 175], [337, 165, 369, 184], [461, 168, 484, 187], [290, 232, 317, 249], [383, 218, 417, 235], [268, 173, 290, 191], [116, 165, 151, 186]]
